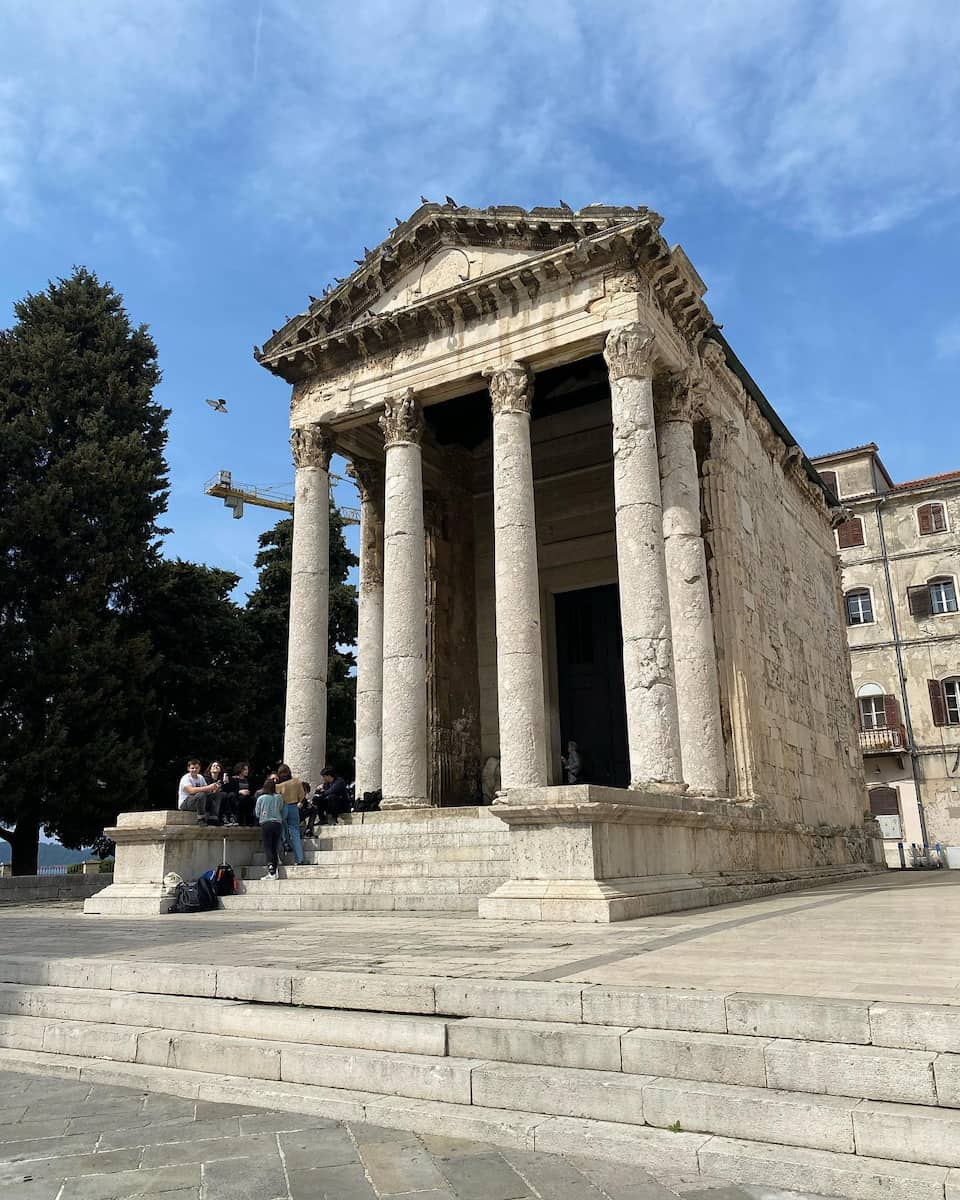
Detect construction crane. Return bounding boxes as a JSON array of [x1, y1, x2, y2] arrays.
[[204, 470, 360, 524]]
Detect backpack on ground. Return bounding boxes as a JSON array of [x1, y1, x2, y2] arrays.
[[196, 874, 219, 911], [170, 881, 202, 914], [212, 864, 237, 896]]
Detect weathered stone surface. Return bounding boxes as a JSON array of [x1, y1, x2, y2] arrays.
[[726, 993, 871, 1045], [621, 1028, 769, 1087], [764, 1039, 939, 1105], [447, 1017, 625, 1071], [471, 1062, 651, 1125], [854, 1099, 960, 1167]]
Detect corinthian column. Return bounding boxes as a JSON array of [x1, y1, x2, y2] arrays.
[[378, 391, 428, 809], [604, 325, 684, 791], [657, 374, 727, 795], [485, 363, 548, 790], [348, 459, 385, 801], [285, 423, 333, 786]]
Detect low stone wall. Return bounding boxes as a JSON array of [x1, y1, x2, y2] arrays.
[[0, 871, 109, 904]]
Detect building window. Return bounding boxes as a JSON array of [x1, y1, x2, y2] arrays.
[[908, 576, 959, 618], [930, 577, 958, 615], [845, 589, 874, 625], [929, 678, 960, 726], [868, 786, 903, 840], [836, 517, 864, 549], [917, 503, 947, 535], [819, 469, 839, 497], [858, 696, 886, 730]]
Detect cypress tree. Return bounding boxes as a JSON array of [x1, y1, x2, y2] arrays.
[[0, 269, 169, 872]]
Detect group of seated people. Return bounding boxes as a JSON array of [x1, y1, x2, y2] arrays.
[[176, 758, 351, 833]]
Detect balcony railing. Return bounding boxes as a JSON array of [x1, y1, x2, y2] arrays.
[[859, 727, 906, 753]]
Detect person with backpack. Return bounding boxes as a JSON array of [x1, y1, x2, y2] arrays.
[[255, 777, 284, 877]]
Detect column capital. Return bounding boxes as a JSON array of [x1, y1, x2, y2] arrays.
[[347, 458, 384, 503], [603, 323, 657, 381], [484, 362, 534, 416], [655, 370, 706, 424], [291, 423, 334, 470], [380, 389, 424, 447]]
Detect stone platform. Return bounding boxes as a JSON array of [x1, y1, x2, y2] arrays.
[[9, 873, 960, 1198], [84, 794, 883, 920]]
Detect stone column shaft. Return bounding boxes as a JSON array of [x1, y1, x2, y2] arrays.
[[604, 325, 684, 791], [284, 424, 333, 786], [487, 364, 548, 791], [658, 378, 727, 795], [350, 460, 385, 800], [379, 392, 428, 808]]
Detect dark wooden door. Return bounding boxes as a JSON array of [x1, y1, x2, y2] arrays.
[[554, 584, 629, 788]]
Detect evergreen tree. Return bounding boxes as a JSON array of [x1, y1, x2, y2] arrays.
[[140, 560, 252, 808], [0, 269, 168, 873], [244, 508, 358, 778]]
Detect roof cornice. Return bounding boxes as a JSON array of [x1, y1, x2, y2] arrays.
[[254, 204, 713, 384]]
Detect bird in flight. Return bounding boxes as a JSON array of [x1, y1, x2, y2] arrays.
[[205, 398, 228, 414]]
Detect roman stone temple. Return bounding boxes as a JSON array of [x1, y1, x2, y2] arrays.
[[245, 201, 882, 921], [87, 201, 882, 920]]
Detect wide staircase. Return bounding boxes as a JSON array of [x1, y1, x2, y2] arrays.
[[0, 955, 957, 1197], [225, 806, 511, 913]]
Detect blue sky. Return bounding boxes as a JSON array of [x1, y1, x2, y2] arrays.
[[2, 0, 959, 597]]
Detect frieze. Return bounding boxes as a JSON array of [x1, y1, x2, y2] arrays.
[[484, 363, 534, 416], [379, 389, 424, 447], [290, 423, 334, 470]]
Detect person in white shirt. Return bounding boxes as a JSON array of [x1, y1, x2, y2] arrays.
[[177, 758, 221, 822]]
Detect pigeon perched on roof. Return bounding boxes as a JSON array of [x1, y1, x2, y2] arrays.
[[445, 195, 457, 206], [559, 199, 573, 212], [205, 398, 228, 414]]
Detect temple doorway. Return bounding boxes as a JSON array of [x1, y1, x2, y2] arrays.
[[554, 584, 629, 788]]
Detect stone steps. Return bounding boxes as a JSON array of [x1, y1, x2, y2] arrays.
[[3, 962, 960, 1195], [305, 829, 509, 850], [221, 893, 483, 913], [237, 872, 504, 893], [243, 857, 508, 879], [254, 843, 509, 866]]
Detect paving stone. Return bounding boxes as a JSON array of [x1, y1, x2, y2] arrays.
[[201, 1153, 288, 1200], [360, 1138, 448, 1193], [58, 1162, 202, 1199], [238, 1110, 339, 1135], [279, 1126, 358, 1169], [350, 1121, 420, 1145], [568, 1153, 686, 1199], [0, 1132, 100, 1161], [0, 1119, 70, 1143], [0, 1178, 63, 1199], [437, 1151, 532, 1200], [0, 1147, 142, 1185], [192, 1099, 269, 1121], [140, 1131, 279, 1167], [500, 1148, 610, 1198], [98, 1116, 243, 1151], [419, 1134, 495, 1158], [288, 1162, 379, 1200]]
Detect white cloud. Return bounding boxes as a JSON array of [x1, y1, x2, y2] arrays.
[[1, 0, 958, 242]]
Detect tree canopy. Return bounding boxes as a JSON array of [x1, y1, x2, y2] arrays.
[[0, 268, 169, 873]]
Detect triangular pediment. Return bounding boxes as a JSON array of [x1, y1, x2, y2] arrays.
[[257, 203, 657, 363]]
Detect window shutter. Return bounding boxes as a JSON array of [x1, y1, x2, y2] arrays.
[[908, 585, 933, 617], [819, 470, 838, 496], [882, 694, 901, 730], [868, 786, 899, 817], [837, 518, 864, 549], [929, 679, 948, 726], [918, 504, 934, 535], [932, 504, 947, 532]]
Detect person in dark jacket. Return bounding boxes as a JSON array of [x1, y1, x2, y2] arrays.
[[316, 766, 350, 825]]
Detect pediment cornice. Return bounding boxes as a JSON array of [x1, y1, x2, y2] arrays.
[[255, 203, 713, 385]]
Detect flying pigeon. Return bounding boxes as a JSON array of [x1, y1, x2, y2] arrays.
[[205, 398, 228, 414], [445, 195, 457, 206]]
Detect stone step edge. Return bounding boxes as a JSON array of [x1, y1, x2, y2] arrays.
[[1, 1006, 959, 1153], [0, 1046, 950, 1199], [1, 955, 957, 1055]]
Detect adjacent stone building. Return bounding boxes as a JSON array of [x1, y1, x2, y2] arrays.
[[810, 444, 960, 865], [248, 202, 879, 921]]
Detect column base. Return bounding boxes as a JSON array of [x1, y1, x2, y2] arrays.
[[477, 785, 885, 923], [380, 797, 432, 811], [630, 778, 688, 794]]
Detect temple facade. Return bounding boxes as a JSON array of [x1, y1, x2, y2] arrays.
[[254, 202, 882, 921]]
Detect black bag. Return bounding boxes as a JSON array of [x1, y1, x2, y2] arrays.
[[212, 864, 237, 896], [170, 881, 202, 914], [196, 875, 219, 911]]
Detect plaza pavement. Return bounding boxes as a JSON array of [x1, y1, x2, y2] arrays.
[[0, 1068, 841, 1200], [0, 870, 955, 1006]]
